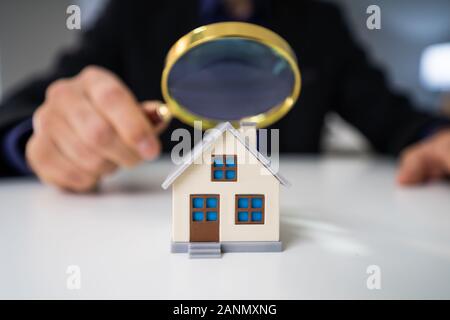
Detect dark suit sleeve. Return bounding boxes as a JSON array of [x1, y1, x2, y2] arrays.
[[0, 0, 124, 176], [329, 5, 449, 155]]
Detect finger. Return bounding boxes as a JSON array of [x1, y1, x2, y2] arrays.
[[46, 109, 117, 176], [79, 66, 161, 160], [47, 79, 142, 167], [429, 167, 445, 181], [26, 134, 97, 192], [141, 100, 171, 134], [397, 147, 429, 185]]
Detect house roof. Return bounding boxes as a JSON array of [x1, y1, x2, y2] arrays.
[[161, 122, 290, 189]]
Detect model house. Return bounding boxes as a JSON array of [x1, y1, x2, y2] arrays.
[[161, 122, 290, 258]]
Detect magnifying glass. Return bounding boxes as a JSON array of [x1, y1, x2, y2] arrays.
[[157, 22, 301, 129]]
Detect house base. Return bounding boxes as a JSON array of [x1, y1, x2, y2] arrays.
[[171, 241, 282, 256]]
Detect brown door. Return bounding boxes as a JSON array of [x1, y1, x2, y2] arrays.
[[190, 194, 220, 242]]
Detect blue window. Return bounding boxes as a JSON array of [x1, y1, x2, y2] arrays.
[[193, 212, 204, 221], [212, 155, 237, 181], [206, 212, 217, 221], [238, 198, 249, 208], [191, 195, 219, 222], [238, 211, 249, 222], [206, 197, 217, 208], [193, 197, 203, 208], [236, 195, 264, 224], [252, 212, 262, 222], [225, 155, 236, 167], [226, 170, 236, 180], [213, 156, 224, 167], [214, 170, 224, 180], [251, 198, 263, 208]]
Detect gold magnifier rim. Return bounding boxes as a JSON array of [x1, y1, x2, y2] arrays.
[[161, 21, 302, 129]]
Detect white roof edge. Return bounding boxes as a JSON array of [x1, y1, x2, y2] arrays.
[[161, 122, 291, 189]]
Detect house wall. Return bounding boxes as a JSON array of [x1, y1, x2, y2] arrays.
[[172, 131, 280, 242]]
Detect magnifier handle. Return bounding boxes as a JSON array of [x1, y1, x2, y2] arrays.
[[142, 101, 172, 133]]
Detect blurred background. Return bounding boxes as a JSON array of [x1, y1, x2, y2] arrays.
[[0, 0, 449, 153]]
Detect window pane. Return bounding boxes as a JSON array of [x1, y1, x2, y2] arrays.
[[192, 198, 203, 208], [226, 170, 236, 180], [214, 170, 224, 179], [225, 155, 236, 167], [251, 197, 263, 208], [237, 197, 249, 208], [213, 156, 224, 167], [193, 211, 204, 221], [206, 197, 217, 208], [238, 211, 249, 221], [252, 211, 263, 222], [206, 211, 217, 221]]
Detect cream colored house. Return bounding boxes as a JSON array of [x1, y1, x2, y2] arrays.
[[161, 122, 289, 258]]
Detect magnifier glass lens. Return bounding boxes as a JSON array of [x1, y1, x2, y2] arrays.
[[167, 38, 295, 121]]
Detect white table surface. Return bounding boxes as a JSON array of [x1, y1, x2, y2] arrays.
[[1, 156, 449, 299]]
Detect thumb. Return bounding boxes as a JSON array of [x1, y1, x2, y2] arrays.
[[141, 100, 171, 134], [397, 146, 429, 185]]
